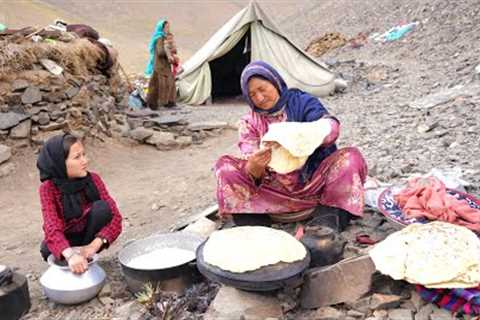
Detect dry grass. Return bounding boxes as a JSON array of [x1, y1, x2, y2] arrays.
[[0, 38, 103, 79]]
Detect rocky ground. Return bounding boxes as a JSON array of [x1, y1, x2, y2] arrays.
[[1, 0, 480, 319]]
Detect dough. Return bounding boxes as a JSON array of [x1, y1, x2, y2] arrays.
[[128, 247, 196, 270], [203, 226, 307, 273], [261, 118, 331, 174], [369, 221, 480, 288]]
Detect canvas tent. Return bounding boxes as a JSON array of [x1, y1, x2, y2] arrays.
[[177, 1, 335, 105]]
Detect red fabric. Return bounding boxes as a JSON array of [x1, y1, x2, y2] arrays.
[[39, 172, 122, 259], [394, 176, 480, 231]]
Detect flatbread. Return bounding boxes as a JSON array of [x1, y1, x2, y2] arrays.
[[261, 118, 331, 174], [203, 226, 307, 273], [369, 221, 480, 288], [128, 248, 196, 270]]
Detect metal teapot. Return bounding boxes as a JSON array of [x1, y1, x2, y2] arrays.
[[40, 254, 106, 305], [300, 225, 347, 267]]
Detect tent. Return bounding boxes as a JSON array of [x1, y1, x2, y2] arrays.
[[177, 1, 335, 105]]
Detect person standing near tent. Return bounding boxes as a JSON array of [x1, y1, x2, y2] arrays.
[[214, 61, 368, 230], [145, 20, 177, 109]]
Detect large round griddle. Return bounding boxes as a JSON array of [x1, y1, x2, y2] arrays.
[[196, 241, 310, 291]]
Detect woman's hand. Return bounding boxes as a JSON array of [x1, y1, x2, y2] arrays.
[[80, 238, 103, 259], [68, 253, 88, 274], [246, 148, 272, 179]]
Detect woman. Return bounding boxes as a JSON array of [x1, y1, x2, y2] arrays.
[[215, 61, 368, 228], [145, 20, 177, 109], [37, 134, 122, 274]]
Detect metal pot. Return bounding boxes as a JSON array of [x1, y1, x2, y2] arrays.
[[300, 225, 347, 267], [39, 254, 106, 305], [118, 232, 205, 294]]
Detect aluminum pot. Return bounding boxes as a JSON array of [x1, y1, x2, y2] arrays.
[[118, 231, 204, 294], [39, 254, 106, 305]]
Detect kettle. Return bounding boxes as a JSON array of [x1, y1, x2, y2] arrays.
[[300, 225, 347, 267]]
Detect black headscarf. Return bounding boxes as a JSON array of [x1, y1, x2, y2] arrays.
[[37, 134, 100, 220]]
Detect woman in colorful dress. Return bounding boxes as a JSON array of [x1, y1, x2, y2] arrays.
[[214, 61, 368, 229]]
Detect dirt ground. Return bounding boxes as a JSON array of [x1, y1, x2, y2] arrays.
[[0, 125, 238, 310]]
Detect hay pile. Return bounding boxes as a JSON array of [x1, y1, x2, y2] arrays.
[[305, 32, 348, 57]]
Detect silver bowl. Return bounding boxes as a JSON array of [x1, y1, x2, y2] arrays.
[[39, 254, 106, 305]]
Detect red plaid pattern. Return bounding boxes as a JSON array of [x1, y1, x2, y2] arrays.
[[39, 172, 122, 259]]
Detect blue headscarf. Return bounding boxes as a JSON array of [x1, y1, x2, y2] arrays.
[[145, 20, 167, 77], [240, 61, 338, 182]]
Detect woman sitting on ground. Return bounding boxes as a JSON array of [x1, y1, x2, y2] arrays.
[[37, 134, 122, 274], [214, 61, 368, 229]]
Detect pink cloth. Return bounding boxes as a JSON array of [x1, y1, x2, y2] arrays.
[[394, 176, 480, 231], [214, 111, 368, 216]]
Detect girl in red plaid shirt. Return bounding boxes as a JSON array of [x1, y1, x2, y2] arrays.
[[37, 134, 122, 274]]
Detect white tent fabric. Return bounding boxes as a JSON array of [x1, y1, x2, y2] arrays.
[[177, 1, 335, 105]]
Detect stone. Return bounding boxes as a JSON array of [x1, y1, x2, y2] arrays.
[[143, 115, 184, 127], [183, 217, 217, 238], [11, 79, 29, 92], [311, 306, 344, 320], [301, 255, 376, 308], [409, 290, 426, 312], [409, 83, 480, 109], [0, 112, 30, 130], [176, 135, 193, 146], [475, 64, 480, 79], [21, 86, 42, 104], [388, 309, 413, 320], [414, 304, 433, 320], [0, 162, 15, 178], [45, 91, 66, 103], [39, 122, 68, 132], [345, 296, 371, 313], [0, 144, 12, 164], [65, 86, 80, 99], [98, 282, 112, 297], [204, 286, 282, 320], [347, 310, 365, 318], [28, 106, 42, 116], [369, 293, 403, 309], [373, 310, 388, 320], [146, 131, 177, 148], [129, 127, 154, 142], [99, 296, 115, 306], [37, 112, 50, 125], [31, 130, 65, 145], [9, 119, 31, 139], [429, 308, 454, 320], [188, 121, 230, 131]]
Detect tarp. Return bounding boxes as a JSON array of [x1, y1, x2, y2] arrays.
[[177, 1, 335, 105]]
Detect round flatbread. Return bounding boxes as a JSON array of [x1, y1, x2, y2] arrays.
[[369, 221, 480, 288], [203, 226, 307, 273], [261, 118, 331, 174]]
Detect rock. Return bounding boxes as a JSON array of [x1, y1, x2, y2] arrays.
[[65, 86, 80, 99], [0, 162, 15, 178], [204, 286, 282, 320], [12, 79, 29, 92], [129, 127, 154, 142], [429, 308, 453, 320], [409, 83, 480, 109], [369, 293, 403, 309], [0, 112, 30, 130], [98, 282, 112, 297], [188, 121, 230, 131], [146, 131, 177, 148], [409, 290, 426, 312], [28, 106, 42, 116], [373, 310, 389, 320], [176, 135, 193, 146], [414, 304, 433, 320], [112, 301, 142, 320], [347, 310, 365, 318], [0, 144, 12, 164], [39, 121, 68, 132], [99, 296, 115, 306], [9, 119, 31, 139], [388, 309, 413, 320], [345, 296, 371, 313], [311, 306, 344, 320], [21, 86, 42, 104], [301, 255, 376, 308], [143, 115, 184, 127], [31, 130, 65, 145], [475, 64, 480, 79], [37, 112, 50, 125]]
